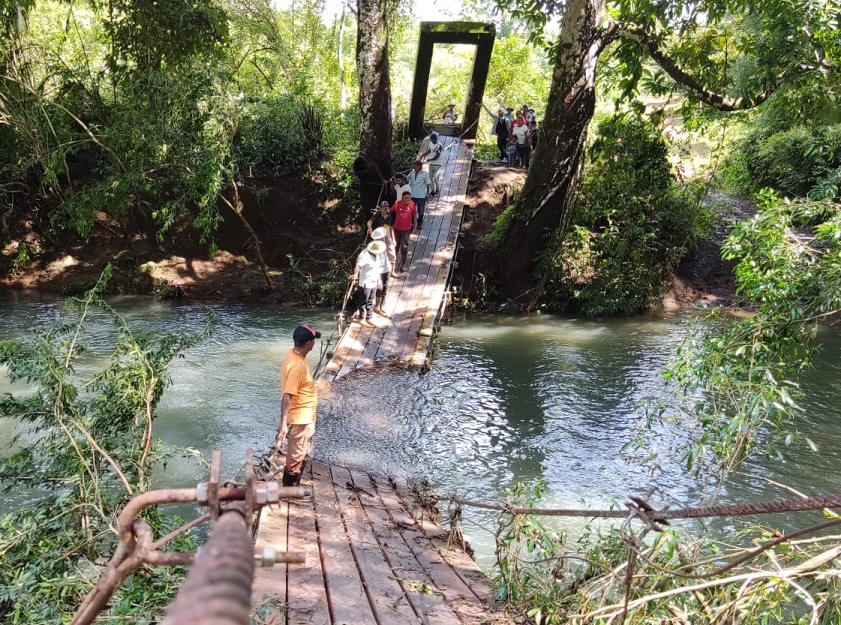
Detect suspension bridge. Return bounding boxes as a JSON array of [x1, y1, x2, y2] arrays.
[[250, 133, 493, 624]]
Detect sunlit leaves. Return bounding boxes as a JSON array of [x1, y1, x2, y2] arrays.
[[665, 193, 841, 480], [0, 273, 214, 622]]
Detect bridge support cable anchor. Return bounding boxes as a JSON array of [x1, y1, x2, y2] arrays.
[[71, 448, 308, 625]]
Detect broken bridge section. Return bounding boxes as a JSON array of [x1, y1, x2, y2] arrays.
[[251, 462, 495, 625], [408, 22, 496, 140]]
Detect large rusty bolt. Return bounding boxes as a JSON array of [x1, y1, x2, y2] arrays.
[[254, 481, 280, 505]]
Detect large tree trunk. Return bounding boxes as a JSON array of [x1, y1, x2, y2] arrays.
[[338, 5, 348, 110], [495, 0, 610, 298], [356, 0, 393, 214]]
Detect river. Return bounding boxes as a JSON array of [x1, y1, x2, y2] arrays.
[[2, 292, 840, 566]]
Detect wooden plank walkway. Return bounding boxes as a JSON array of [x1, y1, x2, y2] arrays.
[[319, 135, 472, 384], [251, 135, 492, 623], [251, 462, 495, 624]]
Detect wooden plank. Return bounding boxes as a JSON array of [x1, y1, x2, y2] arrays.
[[330, 465, 421, 625], [372, 477, 491, 623], [310, 463, 378, 625], [348, 470, 463, 625], [252, 501, 289, 620], [425, 532, 495, 606], [286, 464, 331, 625], [320, 139, 472, 380]]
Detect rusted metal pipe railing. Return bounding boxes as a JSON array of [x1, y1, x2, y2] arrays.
[[72, 449, 308, 625]]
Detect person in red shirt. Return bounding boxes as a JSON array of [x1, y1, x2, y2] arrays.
[[390, 191, 417, 273]]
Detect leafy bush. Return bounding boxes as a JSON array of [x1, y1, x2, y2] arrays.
[[234, 95, 321, 178], [488, 204, 519, 249], [541, 114, 705, 315], [392, 137, 423, 175], [0, 271, 214, 622], [727, 124, 841, 197], [286, 252, 353, 307]]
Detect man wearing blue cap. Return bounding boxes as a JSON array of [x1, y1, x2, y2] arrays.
[[420, 131, 444, 196], [277, 323, 321, 486]]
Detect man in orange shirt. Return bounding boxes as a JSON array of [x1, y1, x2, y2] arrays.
[[277, 323, 321, 486]]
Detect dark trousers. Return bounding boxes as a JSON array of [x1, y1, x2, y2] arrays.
[[376, 272, 390, 299], [497, 134, 508, 159], [342, 286, 377, 319], [394, 228, 411, 255], [518, 145, 531, 168], [413, 197, 426, 226], [355, 286, 376, 319]]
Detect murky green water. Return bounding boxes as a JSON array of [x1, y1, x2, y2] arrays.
[[2, 293, 841, 565]]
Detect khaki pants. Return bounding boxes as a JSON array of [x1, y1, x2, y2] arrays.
[[286, 422, 315, 475]]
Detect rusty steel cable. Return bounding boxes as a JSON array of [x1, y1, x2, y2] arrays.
[[161, 506, 254, 625], [444, 492, 841, 522]]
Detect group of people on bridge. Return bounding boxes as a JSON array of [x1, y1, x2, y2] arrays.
[[336, 128, 455, 327]]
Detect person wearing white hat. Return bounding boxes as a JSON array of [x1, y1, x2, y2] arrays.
[[367, 201, 396, 266], [442, 103, 459, 124], [350, 239, 388, 327], [370, 227, 393, 316]]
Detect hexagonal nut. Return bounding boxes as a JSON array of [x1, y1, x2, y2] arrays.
[[254, 483, 268, 505], [196, 482, 209, 506], [255, 546, 276, 567], [265, 481, 280, 503], [254, 481, 280, 505]]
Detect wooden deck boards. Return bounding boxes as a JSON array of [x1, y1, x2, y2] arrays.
[[319, 136, 472, 384], [253, 462, 494, 624], [252, 136, 492, 624]]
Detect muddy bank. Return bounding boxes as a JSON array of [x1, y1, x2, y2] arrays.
[[0, 163, 743, 307]]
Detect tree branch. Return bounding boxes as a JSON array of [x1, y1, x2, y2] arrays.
[[615, 23, 791, 111]]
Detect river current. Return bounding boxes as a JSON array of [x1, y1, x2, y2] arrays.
[[2, 293, 841, 565]]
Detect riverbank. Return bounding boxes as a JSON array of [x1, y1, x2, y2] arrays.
[[0, 162, 745, 308]]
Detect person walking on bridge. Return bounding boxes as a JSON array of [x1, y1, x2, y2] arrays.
[[406, 160, 430, 229], [420, 132, 443, 196], [277, 323, 321, 487], [390, 190, 417, 273]]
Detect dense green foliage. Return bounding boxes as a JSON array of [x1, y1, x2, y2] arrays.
[[653, 192, 841, 480], [726, 124, 841, 198], [0, 0, 553, 264], [0, 271, 214, 622], [538, 115, 706, 315], [493, 481, 841, 624]]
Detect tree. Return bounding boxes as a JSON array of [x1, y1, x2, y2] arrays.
[[494, 0, 840, 299], [354, 0, 394, 213]]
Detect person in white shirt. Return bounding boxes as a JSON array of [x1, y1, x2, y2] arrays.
[[392, 173, 411, 203], [420, 132, 444, 195], [442, 103, 459, 124], [512, 122, 531, 168], [406, 160, 431, 228], [350, 240, 387, 327]]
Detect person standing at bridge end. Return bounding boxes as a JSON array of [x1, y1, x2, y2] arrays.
[[277, 323, 321, 487]]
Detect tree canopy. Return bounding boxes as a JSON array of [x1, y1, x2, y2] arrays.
[[492, 0, 841, 296]]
